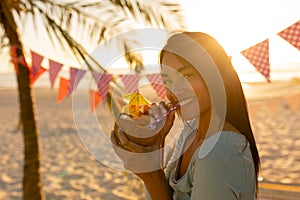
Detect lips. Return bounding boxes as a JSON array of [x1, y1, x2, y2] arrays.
[[168, 93, 195, 109], [178, 97, 194, 107]]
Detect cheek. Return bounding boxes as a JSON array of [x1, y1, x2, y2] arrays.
[[194, 84, 211, 108]]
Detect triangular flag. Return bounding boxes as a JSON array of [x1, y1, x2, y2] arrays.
[[89, 89, 102, 112], [30, 67, 47, 85], [265, 98, 281, 116], [98, 73, 112, 100], [119, 74, 140, 93], [91, 70, 101, 83], [241, 39, 270, 82], [49, 59, 63, 88], [91, 71, 112, 101], [146, 73, 166, 100], [68, 67, 86, 95], [57, 77, 69, 102], [285, 93, 300, 112], [30, 51, 44, 76], [278, 20, 300, 51], [10, 45, 27, 74]]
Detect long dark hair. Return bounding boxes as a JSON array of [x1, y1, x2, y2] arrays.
[[160, 32, 260, 196]]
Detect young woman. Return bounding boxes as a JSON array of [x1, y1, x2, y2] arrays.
[[111, 32, 260, 199]]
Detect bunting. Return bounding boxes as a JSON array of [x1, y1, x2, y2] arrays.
[[241, 39, 270, 82], [89, 89, 102, 112], [278, 20, 300, 51], [119, 74, 140, 93], [10, 45, 27, 73], [49, 59, 63, 88], [10, 19, 300, 111], [57, 77, 69, 102], [91, 70, 102, 85], [30, 51, 44, 76], [30, 67, 47, 85], [92, 71, 112, 101], [68, 67, 86, 95], [97, 73, 112, 100], [146, 73, 166, 100]]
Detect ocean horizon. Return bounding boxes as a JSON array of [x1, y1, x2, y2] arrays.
[[1, 66, 300, 89]]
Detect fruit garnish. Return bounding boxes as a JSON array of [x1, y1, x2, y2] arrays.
[[121, 90, 151, 118]]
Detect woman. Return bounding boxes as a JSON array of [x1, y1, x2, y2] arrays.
[[111, 32, 260, 199]]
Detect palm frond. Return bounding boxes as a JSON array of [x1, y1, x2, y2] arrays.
[[109, 0, 185, 29], [0, 27, 10, 51], [8, 0, 184, 71]]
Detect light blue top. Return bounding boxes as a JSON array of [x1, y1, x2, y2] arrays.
[[145, 120, 256, 199]]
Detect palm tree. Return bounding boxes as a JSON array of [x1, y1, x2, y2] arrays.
[[0, 0, 184, 199]]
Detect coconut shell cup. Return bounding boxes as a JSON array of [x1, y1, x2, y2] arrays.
[[114, 104, 167, 147]]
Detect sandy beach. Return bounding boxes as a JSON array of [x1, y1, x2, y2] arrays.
[[1, 80, 300, 199]]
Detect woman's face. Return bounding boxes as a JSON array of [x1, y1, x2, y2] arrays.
[[161, 52, 211, 121]]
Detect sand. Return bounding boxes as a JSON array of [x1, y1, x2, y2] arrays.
[[0, 80, 300, 199]]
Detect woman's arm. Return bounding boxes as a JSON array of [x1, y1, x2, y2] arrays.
[[111, 103, 176, 199], [140, 170, 172, 200]]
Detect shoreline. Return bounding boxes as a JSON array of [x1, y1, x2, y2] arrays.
[[2, 78, 300, 100]]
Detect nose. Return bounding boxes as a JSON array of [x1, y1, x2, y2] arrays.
[[172, 73, 190, 90], [167, 77, 191, 101]]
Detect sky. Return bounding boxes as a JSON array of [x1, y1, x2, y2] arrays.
[[181, 1, 300, 64], [1, 0, 300, 82]]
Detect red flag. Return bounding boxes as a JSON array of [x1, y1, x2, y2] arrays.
[[31, 51, 44, 76], [89, 89, 102, 112], [278, 20, 300, 51], [146, 73, 166, 100], [30, 67, 47, 85], [68, 67, 86, 95], [57, 77, 69, 102], [10, 45, 27, 74], [119, 74, 140, 92], [91, 71, 112, 100], [241, 39, 270, 82], [49, 59, 63, 88]]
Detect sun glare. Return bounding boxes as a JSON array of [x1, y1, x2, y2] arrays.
[[180, 0, 300, 81]]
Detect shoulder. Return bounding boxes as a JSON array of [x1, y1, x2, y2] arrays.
[[193, 131, 245, 171]]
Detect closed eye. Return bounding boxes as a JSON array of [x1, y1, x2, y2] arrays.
[[183, 73, 194, 79]]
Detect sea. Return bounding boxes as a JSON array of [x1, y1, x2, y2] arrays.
[[1, 66, 300, 89]]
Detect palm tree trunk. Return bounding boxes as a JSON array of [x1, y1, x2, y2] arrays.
[[0, 1, 44, 200]]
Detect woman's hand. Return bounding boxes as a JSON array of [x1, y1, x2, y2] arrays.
[[110, 102, 176, 177]]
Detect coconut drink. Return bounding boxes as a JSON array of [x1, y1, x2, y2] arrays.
[[114, 91, 170, 147]]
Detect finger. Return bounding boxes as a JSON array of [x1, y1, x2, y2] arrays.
[[158, 102, 167, 115], [116, 129, 153, 153], [112, 126, 122, 145], [111, 130, 122, 147], [160, 108, 176, 138], [149, 103, 161, 119], [166, 102, 174, 109]]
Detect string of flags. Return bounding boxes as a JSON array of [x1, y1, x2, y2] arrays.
[[241, 20, 300, 82], [10, 45, 167, 111], [9, 20, 300, 112]]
